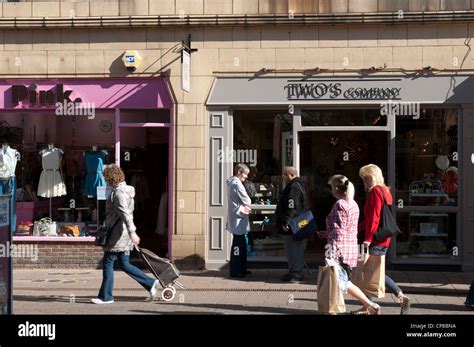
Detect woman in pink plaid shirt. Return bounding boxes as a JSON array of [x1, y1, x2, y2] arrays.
[[320, 175, 381, 315]]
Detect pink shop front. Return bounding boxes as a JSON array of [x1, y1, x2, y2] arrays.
[[0, 78, 174, 268]]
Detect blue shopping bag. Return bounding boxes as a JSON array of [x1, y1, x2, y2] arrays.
[[288, 210, 318, 241]]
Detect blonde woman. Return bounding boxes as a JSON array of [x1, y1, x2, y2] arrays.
[[320, 175, 381, 315], [359, 164, 410, 314]]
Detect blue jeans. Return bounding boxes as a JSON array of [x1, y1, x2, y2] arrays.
[[369, 246, 402, 298], [98, 250, 155, 301]]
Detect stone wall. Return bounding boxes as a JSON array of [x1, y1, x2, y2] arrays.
[[5, 0, 474, 17]]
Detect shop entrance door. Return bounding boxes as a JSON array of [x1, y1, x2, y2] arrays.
[[298, 131, 390, 259], [115, 109, 173, 259]]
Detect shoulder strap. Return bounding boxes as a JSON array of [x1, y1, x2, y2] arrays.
[[374, 186, 389, 206], [110, 217, 121, 229], [295, 182, 308, 209], [108, 187, 133, 227]]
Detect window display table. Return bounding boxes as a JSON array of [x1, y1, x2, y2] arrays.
[[17, 199, 64, 224]]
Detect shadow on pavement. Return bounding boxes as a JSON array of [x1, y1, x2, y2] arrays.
[[14, 295, 155, 304], [131, 302, 319, 315]]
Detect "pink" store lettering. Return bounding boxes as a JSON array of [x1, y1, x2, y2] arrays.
[[11, 84, 82, 106]]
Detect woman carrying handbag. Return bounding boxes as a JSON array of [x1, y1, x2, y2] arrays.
[[91, 164, 158, 304], [319, 175, 381, 315], [358, 164, 410, 314]]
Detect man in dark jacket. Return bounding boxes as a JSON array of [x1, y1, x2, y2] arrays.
[[276, 166, 308, 282]]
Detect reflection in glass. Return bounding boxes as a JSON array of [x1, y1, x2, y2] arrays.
[[233, 110, 292, 258], [396, 212, 457, 258], [396, 109, 458, 206], [301, 109, 387, 127]]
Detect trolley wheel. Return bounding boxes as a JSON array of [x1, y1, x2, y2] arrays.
[[161, 288, 175, 302], [169, 286, 177, 295]]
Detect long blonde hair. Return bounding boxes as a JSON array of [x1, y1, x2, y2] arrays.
[[359, 164, 389, 191]]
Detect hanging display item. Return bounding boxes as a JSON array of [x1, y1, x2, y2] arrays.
[[344, 135, 370, 164], [82, 146, 108, 197], [37, 144, 67, 198]]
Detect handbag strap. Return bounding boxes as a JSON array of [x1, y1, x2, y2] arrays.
[[104, 184, 133, 230], [295, 182, 309, 210], [374, 186, 390, 206]]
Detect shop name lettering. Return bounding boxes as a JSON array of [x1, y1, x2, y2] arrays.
[[284, 82, 402, 100], [12, 84, 81, 106], [12, 84, 96, 119]]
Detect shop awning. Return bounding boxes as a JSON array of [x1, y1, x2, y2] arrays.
[[0, 78, 173, 110], [206, 75, 474, 106]]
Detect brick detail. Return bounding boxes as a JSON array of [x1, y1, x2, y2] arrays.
[[12, 241, 104, 269]]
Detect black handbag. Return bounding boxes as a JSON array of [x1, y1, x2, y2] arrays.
[[371, 187, 401, 244], [95, 218, 121, 247]]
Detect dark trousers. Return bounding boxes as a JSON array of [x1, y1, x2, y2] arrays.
[[466, 280, 474, 305], [230, 234, 247, 276]]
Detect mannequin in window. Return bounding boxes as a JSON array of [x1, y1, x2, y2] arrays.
[[83, 145, 108, 197], [0, 139, 19, 233], [38, 144, 67, 198]]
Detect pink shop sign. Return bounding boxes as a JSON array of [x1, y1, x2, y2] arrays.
[[0, 78, 173, 110]]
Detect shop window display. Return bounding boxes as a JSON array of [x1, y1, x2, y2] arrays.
[[4, 110, 167, 242], [395, 109, 459, 258], [2, 111, 117, 237], [233, 110, 292, 258]]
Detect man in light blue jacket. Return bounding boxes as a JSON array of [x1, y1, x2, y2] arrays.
[[226, 163, 252, 278]]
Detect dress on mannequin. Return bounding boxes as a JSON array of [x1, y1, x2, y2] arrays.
[[0, 143, 19, 233], [83, 147, 107, 197], [0, 144, 18, 179], [38, 145, 67, 198]]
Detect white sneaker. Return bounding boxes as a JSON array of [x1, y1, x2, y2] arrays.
[[149, 280, 159, 301], [91, 298, 114, 304]]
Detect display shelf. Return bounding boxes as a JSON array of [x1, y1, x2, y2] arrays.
[[410, 193, 448, 198], [410, 212, 449, 217], [249, 204, 277, 211], [410, 233, 448, 237]]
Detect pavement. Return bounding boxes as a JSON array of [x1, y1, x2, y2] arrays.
[[12, 268, 474, 315]]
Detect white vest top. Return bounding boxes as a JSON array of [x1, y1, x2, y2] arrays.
[[0, 146, 18, 178]]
